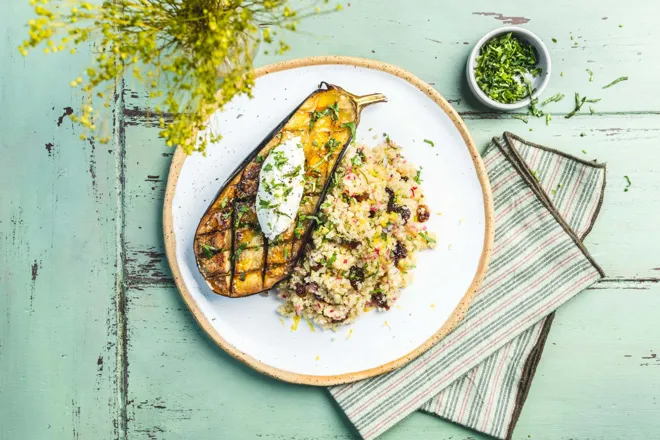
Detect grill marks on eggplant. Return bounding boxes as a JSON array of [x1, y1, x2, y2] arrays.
[[194, 83, 387, 297]]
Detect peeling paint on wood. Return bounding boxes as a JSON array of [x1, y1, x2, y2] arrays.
[[4, 1, 660, 440], [56, 106, 74, 127], [31, 261, 39, 281], [472, 12, 531, 25]]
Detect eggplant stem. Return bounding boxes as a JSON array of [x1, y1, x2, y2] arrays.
[[354, 93, 388, 110]]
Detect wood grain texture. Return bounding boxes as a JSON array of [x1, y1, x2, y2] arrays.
[[123, 283, 660, 440], [0, 1, 120, 438], [122, 112, 660, 282], [259, 0, 660, 115], [2, 0, 660, 438]]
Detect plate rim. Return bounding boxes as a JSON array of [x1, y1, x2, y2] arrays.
[[163, 56, 495, 386]]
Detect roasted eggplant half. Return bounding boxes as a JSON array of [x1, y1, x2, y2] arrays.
[[194, 82, 387, 297]]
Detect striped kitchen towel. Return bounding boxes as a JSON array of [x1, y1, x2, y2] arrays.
[[330, 132, 607, 439]]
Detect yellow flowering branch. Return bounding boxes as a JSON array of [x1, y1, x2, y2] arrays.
[[19, 0, 342, 153]]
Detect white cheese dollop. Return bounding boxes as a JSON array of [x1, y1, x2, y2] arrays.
[[256, 137, 306, 240]]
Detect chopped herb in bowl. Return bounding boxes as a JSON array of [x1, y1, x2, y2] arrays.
[[474, 32, 542, 104], [467, 28, 551, 112]]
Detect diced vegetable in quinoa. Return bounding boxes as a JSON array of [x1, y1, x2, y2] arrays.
[[277, 141, 437, 328]]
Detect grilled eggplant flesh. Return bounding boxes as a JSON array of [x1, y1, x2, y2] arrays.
[[194, 83, 387, 297]]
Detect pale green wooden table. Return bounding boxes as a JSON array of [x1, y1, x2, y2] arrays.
[[2, 1, 660, 439]]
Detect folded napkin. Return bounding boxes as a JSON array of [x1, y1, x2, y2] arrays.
[[330, 132, 607, 439]]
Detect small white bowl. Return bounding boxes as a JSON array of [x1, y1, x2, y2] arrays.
[[466, 27, 551, 111]]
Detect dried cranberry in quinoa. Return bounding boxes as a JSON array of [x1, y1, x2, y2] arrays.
[[385, 187, 412, 224], [391, 241, 408, 266], [277, 141, 436, 329], [417, 204, 430, 223], [371, 291, 390, 310], [344, 240, 361, 249], [353, 192, 369, 202], [348, 265, 365, 290]]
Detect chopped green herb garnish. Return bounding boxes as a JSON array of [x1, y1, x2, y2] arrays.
[[560, 72, 565, 77], [474, 32, 542, 104], [200, 243, 219, 258], [414, 167, 423, 184], [294, 220, 304, 238], [309, 104, 340, 129], [351, 154, 363, 167], [325, 138, 341, 151], [283, 165, 302, 178], [590, 105, 595, 115], [233, 243, 247, 261], [309, 108, 330, 129], [532, 170, 541, 182], [541, 93, 565, 106], [263, 163, 273, 172], [271, 150, 288, 169], [235, 204, 249, 225], [545, 113, 552, 126], [328, 102, 340, 120], [582, 149, 587, 154], [580, 132, 586, 137], [565, 92, 587, 119], [586, 68, 594, 82], [255, 155, 264, 163], [297, 143, 303, 149], [221, 198, 228, 209], [342, 122, 356, 142], [525, 80, 544, 117], [371, 288, 384, 295], [283, 247, 289, 259], [624, 175, 631, 192], [602, 76, 628, 89], [419, 231, 436, 244], [301, 214, 321, 223], [258, 198, 279, 209], [312, 140, 318, 147], [512, 114, 529, 124], [423, 139, 435, 147], [585, 98, 601, 103], [552, 38, 557, 43], [326, 252, 337, 267], [283, 186, 293, 198], [312, 151, 333, 169], [275, 210, 291, 219]]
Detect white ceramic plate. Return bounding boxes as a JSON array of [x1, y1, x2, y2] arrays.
[[164, 57, 494, 386]]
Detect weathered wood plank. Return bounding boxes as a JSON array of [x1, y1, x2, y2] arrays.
[[122, 86, 660, 440], [121, 111, 660, 282], [266, 0, 660, 115], [123, 283, 659, 440], [0, 1, 120, 438]]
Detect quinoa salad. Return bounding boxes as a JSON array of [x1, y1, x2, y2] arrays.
[[277, 139, 437, 328]]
